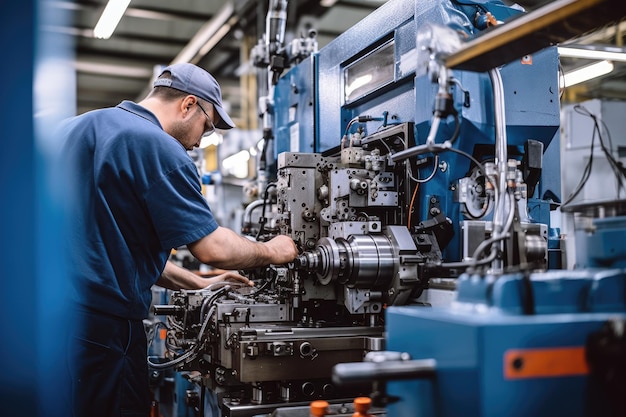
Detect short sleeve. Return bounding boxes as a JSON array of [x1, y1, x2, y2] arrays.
[[144, 162, 218, 250]]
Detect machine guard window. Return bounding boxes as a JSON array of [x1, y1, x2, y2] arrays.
[[343, 40, 395, 104]]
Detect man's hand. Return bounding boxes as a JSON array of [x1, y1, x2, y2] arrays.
[[265, 235, 299, 265], [157, 261, 254, 290], [206, 270, 254, 287]]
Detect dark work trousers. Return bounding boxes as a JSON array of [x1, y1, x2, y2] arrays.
[[68, 307, 150, 417]]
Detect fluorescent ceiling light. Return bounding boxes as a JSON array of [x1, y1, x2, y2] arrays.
[[74, 61, 153, 78], [563, 60, 614, 87], [558, 46, 626, 62], [172, 2, 235, 65], [93, 0, 130, 39]]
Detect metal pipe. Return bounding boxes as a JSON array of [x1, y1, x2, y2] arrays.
[[265, 0, 288, 55], [489, 68, 508, 271], [243, 198, 265, 226]]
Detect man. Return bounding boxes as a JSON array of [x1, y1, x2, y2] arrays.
[[58, 63, 298, 417]]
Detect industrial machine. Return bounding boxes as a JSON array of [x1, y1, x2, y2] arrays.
[[150, 0, 626, 416]]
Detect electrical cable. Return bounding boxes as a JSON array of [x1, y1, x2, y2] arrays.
[[180, 281, 246, 296], [462, 179, 492, 220], [167, 315, 184, 332], [561, 104, 625, 208], [445, 146, 498, 200], [449, 113, 461, 145], [256, 182, 277, 240], [148, 302, 221, 371], [500, 191, 517, 235], [439, 191, 515, 271], [196, 305, 218, 344], [342, 115, 386, 141], [259, 134, 271, 172], [407, 154, 440, 184], [148, 343, 200, 370], [474, 193, 515, 261], [417, 154, 440, 183], [392, 116, 499, 234], [390, 123, 494, 193], [583, 106, 626, 198], [407, 183, 419, 230], [249, 270, 278, 296], [343, 116, 360, 139], [474, 190, 516, 271], [376, 135, 393, 154], [148, 287, 230, 370], [199, 287, 229, 323], [439, 238, 503, 270]]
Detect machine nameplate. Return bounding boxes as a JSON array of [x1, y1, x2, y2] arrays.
[[503, 346, 589, 379]]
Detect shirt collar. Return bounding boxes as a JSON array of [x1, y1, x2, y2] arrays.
[[117, 100, 163, 129]]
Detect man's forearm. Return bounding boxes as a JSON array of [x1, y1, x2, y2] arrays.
[[156, 260, 205, 290], [188, 226, 297, 269]]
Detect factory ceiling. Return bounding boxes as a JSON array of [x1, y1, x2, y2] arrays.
[[45, 0, 626, 121], [45, 0, 386, 121]]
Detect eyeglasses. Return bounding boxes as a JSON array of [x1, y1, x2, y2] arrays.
[[196, 102, 216, 137]]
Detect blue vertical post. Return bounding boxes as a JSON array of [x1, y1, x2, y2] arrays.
[[34, 0, 76, 415], [1, 1, 74, 416], [0, 2, 37, 416]]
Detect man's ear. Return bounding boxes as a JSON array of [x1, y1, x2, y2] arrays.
[[180, 95, 197, 117]]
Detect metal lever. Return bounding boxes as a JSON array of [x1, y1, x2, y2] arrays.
[[152, 304, 183, 316], [332, 352, 436, 385]]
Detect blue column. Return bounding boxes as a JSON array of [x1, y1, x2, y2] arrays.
[[1, 2, 74, 416], [0, 2, 37, 416]]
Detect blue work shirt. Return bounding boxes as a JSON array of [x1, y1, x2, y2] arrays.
[[58, 101, 218, 319]]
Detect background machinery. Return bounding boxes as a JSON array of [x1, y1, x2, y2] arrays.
[[150, 0, 626, 416]]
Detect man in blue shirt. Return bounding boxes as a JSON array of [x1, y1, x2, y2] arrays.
[[58, 63, 298, 417]]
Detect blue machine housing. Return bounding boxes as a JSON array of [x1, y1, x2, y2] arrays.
[[385, 269, 626, 417], [382, 209, 626, 416], [272, 0, 561, 263]]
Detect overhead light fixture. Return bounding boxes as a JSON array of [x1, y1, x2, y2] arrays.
[[562, 60, 614, 87], [172, 2, 235, 64], [93, 0, 130, 39], [558, 46, 626, 62], [75, 61, 152, 78]]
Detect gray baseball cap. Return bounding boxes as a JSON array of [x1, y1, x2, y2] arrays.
[[153, 63, 235, 130]]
